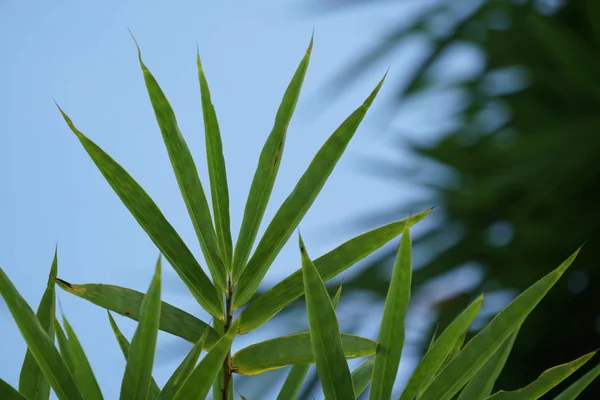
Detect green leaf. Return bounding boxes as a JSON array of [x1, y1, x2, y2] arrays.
[[19, 249, 57, 400], [157, 327, 210, 400], [133, 40, 226, 291], [276, 366, 310, 400], [419, 248, 581, 400], [238, 210, 431, 334], [458, 327, 520, 400], [173, 319, 240, 400], [57, 105, 224, 320], [54, 319, 74, 371], [107, 312, 161, 398], [231, 36, 313, 282], [56, 280, 219, 348], [370, 229, 412, 400], [231, 332, 377, 376], [554, 361, 600, 400], [0, 378, 26, 400], [197, 50, 233, 270], [120, 256, 162, 400], [399, 296, 483, 400], [485, 351, 596, 400], [234, 72, 387, 309], [300, 234, 355, 399], [0, 267, 83, 400], [352, 356, 375, 398]]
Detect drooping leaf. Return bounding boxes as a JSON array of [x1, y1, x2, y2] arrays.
[[554, 361, 600, 400], [370, 229, 412, 400], [133, 39, 227, 291], [352, 356, 375, 398], [56, 280, 219, 348], [234, 72, 387, 309], [485, 351, 595, 400], [19, 249, 57, 400], [0, 267, 83, 400], [57, 105, 224, 319], [277, 366, 310, 400], [238, 210, 431, 334], [419, 248, 581, 400], [197, 50, 233, 270], [300, 234, 355, 399], [0, 378, 26, 400], [232, 36, 313, 282], [119, 256, 162, 400], [231, 332, 376, 376]]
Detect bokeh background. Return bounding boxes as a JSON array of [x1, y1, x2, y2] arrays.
[[1, 0, 598, 399]]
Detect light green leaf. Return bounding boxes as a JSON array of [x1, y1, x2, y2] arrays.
[[277, 366, 310, 400], [157, 327, 210, 400], [419, 248, 581, 400], [120, 256, 162, 400], [398, 296, 482, 400], [0, 378, 26, 400], [173, 319, 240, 400], [300, 234, 355, 399], [231, 332, 377, 376], [370, 229, 412, 400], [19, 249, 57, 400], [197, 50, 233, 270], [57, 105, 224, 319], [234, 72, 387, 309], [554, 361, 600, 400], [107, 312, 160, 398], [133, 40, 226, 291], [0, 267, 83, 400], [352, 356, 375, 398], [485, 351, 595, 400], [238, 210, 431, 334], [56, 280, 219, 348], [458, 327, 520, 400]]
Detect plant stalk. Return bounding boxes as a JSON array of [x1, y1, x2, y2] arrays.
[[222, 278, 234, 400]]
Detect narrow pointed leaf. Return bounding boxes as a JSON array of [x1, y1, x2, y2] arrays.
[[212, 320, 226, 400], [370, 229, 412, 400], [19, 250, 57, 400], [352, 356, 375, 398], [157, 327, 210, 400], [300, 235, 354, 399], [0, 378, 26, 400], [458, 327, 520, 400], [57, 106, 223, 319], [277, 366, 310, 400], [331, 283, 343, 309], [439, 327, 468, 373], [554, 361, 600, 400], [120, 256, 162, 400], [419, 249, 581, 400], [107, 312, 160, 398], [231, 332, 376, 376], [54, 319, 74, 371], [198, 51, 233, 270], [134, 42, 226, 291], [0, 268, 83, 400], [485, 351, 596, 400], [398, 296, 482, 400], [56, 280, 219, 348], [232, 37, 313, 282], [238, 210, 431, 334], [234, 73, 386, 309], [173, 319, 240, 400]]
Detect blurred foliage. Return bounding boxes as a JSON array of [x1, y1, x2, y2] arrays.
[[306, 0, 600, 397]]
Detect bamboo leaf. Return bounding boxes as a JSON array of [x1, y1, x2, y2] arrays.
[[352, 356, 375, 398], [0, 378, 26, 400], [56, 280, 219, 348], [300, 234, 354, 399], [133, 40, 227, 291], [119, 256, 162, 400], [57, 105, 224, 319], [19, 249, 57, 400], [197, 50, 233, 270], [231, 36, 313, 282], [238, 210, 431, 334], [234, 72, 387, 309], [277, 366, 310, 400], [370, 229, 412, 400], [0, 267, 83, 400], [485, 351, 596, 400], [554, 361, 600, 400], [231, 332, 376, 376], [419, 248, 581, 400]]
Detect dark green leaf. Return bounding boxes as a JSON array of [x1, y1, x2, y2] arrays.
[[0, 378, 26, 400], [352, 356, 375, 398], [554, 361, 600, 400], [277, 366, 310, 400]]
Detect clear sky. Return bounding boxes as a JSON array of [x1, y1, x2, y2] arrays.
[[1, 1, 444, 398]]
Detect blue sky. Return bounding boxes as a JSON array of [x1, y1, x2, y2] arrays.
[[0, 1, 444, 398]]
